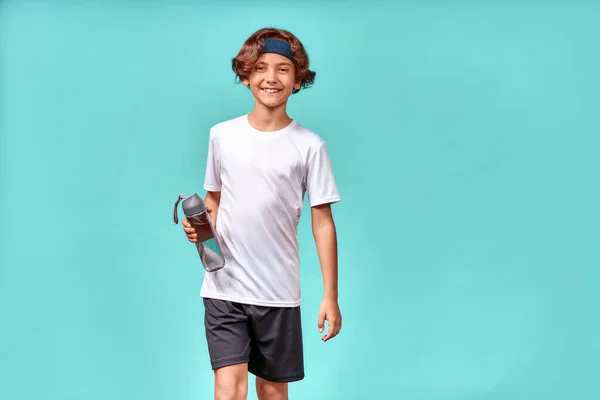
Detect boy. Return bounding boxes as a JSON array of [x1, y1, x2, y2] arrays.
[[182, 27, 341, 400]]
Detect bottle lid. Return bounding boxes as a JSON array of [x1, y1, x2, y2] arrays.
[[182, 194, 207, 216]]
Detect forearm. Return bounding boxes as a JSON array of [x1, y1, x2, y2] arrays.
[[204, 191, 221, 227], [313, 221, 339, 301]]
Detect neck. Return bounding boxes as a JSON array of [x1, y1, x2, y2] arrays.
[[248, 101, 292, 132]]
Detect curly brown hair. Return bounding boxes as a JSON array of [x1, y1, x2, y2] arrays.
[[232, 28, 316, 94]]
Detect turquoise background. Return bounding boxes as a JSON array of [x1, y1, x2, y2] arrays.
[[1, 1, 599, 399]]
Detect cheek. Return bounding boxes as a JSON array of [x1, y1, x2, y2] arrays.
[[246, 74, 259, 85], [283, 76, 297, 88]]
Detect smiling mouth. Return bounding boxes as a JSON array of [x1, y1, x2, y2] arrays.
[[261, 88, 282, 94]]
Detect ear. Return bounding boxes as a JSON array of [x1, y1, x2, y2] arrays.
[[242, 78, 250, 87], [294, 81, 301, 90]]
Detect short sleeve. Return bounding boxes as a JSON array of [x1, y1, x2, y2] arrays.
[[305, 142, 341, 207], [203, 130, 222, 191]]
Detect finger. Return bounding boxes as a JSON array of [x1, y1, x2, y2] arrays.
[[322, 319, 339, 342], [183, 227, 196, 234], [334, 318, 342, 336], [321, 320, 331, 341], [182, 218, 191, 228], [318, 313, 325, 333]]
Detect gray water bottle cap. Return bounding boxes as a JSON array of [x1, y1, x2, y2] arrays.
[[182, 194, 206, 216]]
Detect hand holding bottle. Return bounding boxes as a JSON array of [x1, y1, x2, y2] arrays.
[[174, 193, 225, 272], [182, 210, 213, 243]]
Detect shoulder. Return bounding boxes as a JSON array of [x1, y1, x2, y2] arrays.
[[288, 121, 328, 154], [291, 121, 326, 144], [209, 115, 247, 138]]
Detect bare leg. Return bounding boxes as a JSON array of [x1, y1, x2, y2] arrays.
[[256, 376, 288, 400], [214, 363, 248, 400]]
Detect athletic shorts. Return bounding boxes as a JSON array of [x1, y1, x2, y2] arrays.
[[203, 297, 305, 383]]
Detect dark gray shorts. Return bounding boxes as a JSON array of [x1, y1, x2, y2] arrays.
[[203, 297, 305, 383]]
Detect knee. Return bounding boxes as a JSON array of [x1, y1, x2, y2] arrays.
[[215, 378, 246, 400], [215, 367, 248, 400], [256, 377, 287, 400]]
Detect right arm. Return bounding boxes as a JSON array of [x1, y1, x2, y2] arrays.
[[184, 128, 222, 243], [204, 190, 221, 228]]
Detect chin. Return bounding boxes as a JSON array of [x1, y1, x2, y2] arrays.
[[255, 96, 287, 107], [261, 101, 286, 109]]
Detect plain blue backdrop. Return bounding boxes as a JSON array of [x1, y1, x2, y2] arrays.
[[1, 0, 599, 399]]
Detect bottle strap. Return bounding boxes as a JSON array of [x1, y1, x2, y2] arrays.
[[173, 194, 188, 224]]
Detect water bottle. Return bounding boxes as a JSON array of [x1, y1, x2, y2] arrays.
[[173, 193, 225, 272]]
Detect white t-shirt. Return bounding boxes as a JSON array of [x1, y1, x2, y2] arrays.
[[199, 114, 341, 307]]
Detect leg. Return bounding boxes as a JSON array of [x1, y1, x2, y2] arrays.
[[203, 298, 252, 400], [246, 304, 305, 391], [256, 376, 288, 400], [214, 363, 249, 400]]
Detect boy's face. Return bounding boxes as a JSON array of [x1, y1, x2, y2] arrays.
[[243, 53, 300, 109]]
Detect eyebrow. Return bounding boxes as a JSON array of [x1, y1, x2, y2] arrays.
[[256, 61, 293, 67]]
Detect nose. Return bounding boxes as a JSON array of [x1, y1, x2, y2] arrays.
[[266, 68, 278, 84]]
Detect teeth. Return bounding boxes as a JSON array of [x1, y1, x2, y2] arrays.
[[263, 88, 280, 93]]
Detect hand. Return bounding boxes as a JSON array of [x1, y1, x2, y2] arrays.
[[318, 298, 342, 342], [182, 217, 197, 243], [182, 208, 213, 243]]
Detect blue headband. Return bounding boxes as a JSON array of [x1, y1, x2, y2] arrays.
[[262, 38, 294, 63]]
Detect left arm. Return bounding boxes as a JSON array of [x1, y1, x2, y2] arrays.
[[312, 203, 342, 342]]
